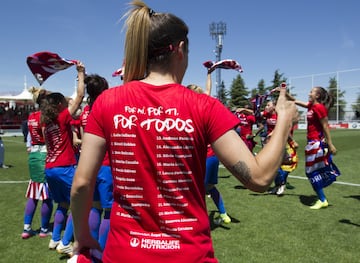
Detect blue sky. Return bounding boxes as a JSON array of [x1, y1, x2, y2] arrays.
[[1, 0, 359, 106]]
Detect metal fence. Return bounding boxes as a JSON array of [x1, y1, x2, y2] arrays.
[[288, 68, 360, 123]]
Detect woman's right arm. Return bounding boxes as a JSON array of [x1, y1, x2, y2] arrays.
[[213, 86, 298, 192]]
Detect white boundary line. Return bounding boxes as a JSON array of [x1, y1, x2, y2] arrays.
[[0, 180, 28, 184], [2, 138, 25, 144], [218, 165, 360, 187], [1, 168, 359, 187], [288, 175, 360, 187]]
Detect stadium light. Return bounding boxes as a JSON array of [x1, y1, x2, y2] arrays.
[[209, 22, 226, 98]]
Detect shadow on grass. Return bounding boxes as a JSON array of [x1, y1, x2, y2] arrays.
[[234, 185, 247, 190], [343, 195, 360, 201], [299, 195, 318, 206], [218, 174, 231, 179], [245, 192, 320, 207], [339, 219, 360, 227], [58, 255, 70, 261], [234, 182, 296, 192], [285, 182, 296, 189], [208, 210, 240, 231]]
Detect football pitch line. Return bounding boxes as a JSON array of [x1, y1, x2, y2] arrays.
[[0, 180, 29, 184], [2, 138, 25, 143], [1, 175, 359, 187], [218, 165, 360, 187], [2, 137, 359, 186], [288, 175, 360, 187]]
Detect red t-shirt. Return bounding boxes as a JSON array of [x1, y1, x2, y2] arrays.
[[307, 102, 327, 141], [28, 111, 45, 145], [238, 113, 256, 140], [80, 104, 110, 166], [70, 118, 81, 133], [85, 81, 239, 263], [80, 104, 91, 128], [44, 108, 76, 168], [262, 110, 277, 134], [206, 145, 215, 158]]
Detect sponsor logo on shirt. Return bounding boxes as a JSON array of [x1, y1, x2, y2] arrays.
[[113, 106, 194, 133], [130, 237, 181, 250]]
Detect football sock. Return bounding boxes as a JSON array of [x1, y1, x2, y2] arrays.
[[209, 187, 226, 214], [24, 199, 38, 226], [89, 207, 102, 240], [98, 210, 111, 250], [52, 206, 67, 241], [41, 199, 53, 231], [62, 213, 73, 245], [315, 188, 326, 202]]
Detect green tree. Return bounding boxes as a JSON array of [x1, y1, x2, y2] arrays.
[[250, 79, 266, 99], [327, 77, 346, 121], [269, 70, 286, 89], [217, 81, 228, 106], [268, 70, 287, 102], [351, 94, 360, 120], [228, 74, 249, 108]]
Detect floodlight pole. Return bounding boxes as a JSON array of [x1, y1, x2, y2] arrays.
[[209, 22, 226, 98]]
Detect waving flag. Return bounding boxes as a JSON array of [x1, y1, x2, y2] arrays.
[[250, 87, 277, 121], [26, 51, 78, 85], [112, 60, 125, 80], [305, 141, 340, 191], [112, 67, 124, 78], [203, 59, 243, 73]]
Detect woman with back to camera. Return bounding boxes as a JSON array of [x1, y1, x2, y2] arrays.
[[21, 88, 53, 239], [79, 74, 113, 251], [70, 1, 298, 262]]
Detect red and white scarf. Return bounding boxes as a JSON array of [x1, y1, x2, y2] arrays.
[[203, 59, 243, 73], [27, 51, 78, 85]]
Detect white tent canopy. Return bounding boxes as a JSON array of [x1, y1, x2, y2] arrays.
[[0, 87, 33, 101]]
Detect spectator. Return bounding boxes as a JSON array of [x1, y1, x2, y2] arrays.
[[21, 119, 28, 143], [0, 136, 9, 168]]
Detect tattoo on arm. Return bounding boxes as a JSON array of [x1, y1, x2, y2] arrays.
[[229, 161, 251, 183]]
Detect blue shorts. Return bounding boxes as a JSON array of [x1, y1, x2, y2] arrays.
[[45, 165, 75, 204], [205, 155, 219, 185], [93, 166, 113, 209]]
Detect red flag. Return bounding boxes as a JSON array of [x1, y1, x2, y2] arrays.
[[203, 59, 243, 73], [112, 67, 124, 78], [26, 51, 78, 85], [250, 88, 277, 121]]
